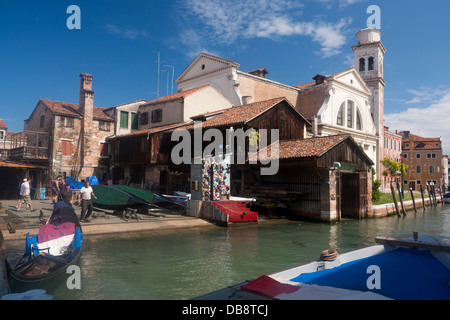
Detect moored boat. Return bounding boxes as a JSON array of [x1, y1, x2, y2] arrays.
[[91, 185, 143, 209], [444, 192, 450, 203], [3, 202, 83, 293], [110, 185, 185, 211], [193, 233, 450, 300]]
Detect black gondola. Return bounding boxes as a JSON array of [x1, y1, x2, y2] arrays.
[[3, 202, 83, 293]]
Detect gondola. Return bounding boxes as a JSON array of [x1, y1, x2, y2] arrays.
[[110, 185, 185, 211], [91, 185, 143, 209], [4, 202, 83, 293]]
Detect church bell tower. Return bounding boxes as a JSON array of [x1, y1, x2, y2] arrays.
[[352, 28, 386, 180]]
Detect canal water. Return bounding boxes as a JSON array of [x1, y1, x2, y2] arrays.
[[3, 205, 450, 300]]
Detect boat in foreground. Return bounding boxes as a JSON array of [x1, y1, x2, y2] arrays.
[[194, 233, 450, 300], [3, 202, 83, 293]]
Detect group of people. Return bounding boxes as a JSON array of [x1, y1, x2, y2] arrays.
[[17, 176, 98, 223]]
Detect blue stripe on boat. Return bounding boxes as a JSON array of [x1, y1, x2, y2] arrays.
[[290, 248, 450, 300]]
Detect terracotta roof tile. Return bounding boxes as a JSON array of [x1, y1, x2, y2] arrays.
[[253, 135, 351, 161], [141, 85, 210, 106], [111, 122, 190, 139], [0, 119, 7, 129], [40, 99, 114, 121]]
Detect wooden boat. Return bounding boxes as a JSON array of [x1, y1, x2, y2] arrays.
[[194, 233, 450, 300], [110, 185, 184, 211], [443, 192, 450, 203], [3, 202, 83, 293], [91, 185, 143, 209]]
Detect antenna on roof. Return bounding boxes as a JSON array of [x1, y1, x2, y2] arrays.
[[153, 50, 163, 98], [163, 65, 175, 94]]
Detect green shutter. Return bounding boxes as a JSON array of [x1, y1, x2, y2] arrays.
[[120, 111, 128, 129], [131, 113, 138, 130]]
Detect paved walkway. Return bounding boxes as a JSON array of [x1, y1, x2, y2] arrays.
[[0, 199, 212, 240]]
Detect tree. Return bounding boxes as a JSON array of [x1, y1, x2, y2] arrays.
[[381, 158, 407, 184]]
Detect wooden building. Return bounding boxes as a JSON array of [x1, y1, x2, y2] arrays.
[[247, 135, 374, 221]]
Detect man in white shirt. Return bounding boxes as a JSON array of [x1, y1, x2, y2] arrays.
[[16, 178, 34, 211], [77, 181, 97, 222]]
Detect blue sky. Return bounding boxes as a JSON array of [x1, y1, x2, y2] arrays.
[[1, 0, 450, 153]]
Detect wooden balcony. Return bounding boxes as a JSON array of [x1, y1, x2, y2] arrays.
[[8, 131, 50, 161], [9, 146, 49, 160]]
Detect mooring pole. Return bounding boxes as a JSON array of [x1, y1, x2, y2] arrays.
[[410, 188, 417, 212], [420, 184, 425, 210], [391, 182, 401, 217], [397, 181, 406, 216]]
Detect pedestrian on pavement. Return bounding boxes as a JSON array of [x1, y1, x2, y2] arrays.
[[77, 181, 97, 223], [16, 178, 34, 211], [60, 183, 74, 206]]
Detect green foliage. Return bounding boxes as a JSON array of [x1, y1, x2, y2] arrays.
[[371, 167, 381, 201], [381, 158, 407, 182]]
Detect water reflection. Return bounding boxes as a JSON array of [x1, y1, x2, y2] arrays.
[[3, 204, 450, 300]]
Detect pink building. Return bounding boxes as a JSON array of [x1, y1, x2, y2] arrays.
[[382, 126, 402, 190]]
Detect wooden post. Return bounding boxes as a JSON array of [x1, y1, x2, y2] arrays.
[[397, 181, 406, 216], [390, 182, 401, 217], [420, 184, 425, 210], [410, 188, 417, 212], [426, 183, 433, 206], [431, 185, 437, 206]]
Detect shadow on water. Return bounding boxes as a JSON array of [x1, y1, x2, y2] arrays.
[[3, 204, 450, 299]]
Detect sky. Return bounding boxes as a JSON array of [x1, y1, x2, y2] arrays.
[[1, 0, 450, 154]]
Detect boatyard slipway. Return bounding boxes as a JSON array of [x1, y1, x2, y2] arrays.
[[0, 199, 212, 241]]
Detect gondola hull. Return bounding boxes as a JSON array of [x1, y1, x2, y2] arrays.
[[110, 185, 185, 211], [91, 185, 143, 209], [5, 249, 81, 293], [3, 203, 83, 294]]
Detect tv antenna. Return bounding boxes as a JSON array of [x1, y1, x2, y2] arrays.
[[153, 50, 163, 98], [163, 65, 175, 94]]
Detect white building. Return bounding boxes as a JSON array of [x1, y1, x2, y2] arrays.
[[173, 28, 386, 177]]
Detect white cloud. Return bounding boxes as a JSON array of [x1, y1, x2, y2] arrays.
[[177, 0, 353, 58], [385, 89, 450, 155], [104, 24, 149, 40]]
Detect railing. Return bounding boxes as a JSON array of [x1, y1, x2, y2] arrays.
[[9, 146, 49, 160]]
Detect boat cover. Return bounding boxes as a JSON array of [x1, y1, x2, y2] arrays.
[[290, 247, 450, 300]]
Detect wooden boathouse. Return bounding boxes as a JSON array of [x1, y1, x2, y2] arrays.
[[245, 134, 374, 221]]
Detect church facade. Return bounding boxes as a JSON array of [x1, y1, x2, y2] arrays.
[[174, 28, 386, 178]]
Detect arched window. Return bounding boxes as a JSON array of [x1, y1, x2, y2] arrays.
[[356, 110, 362, 130], [337, 102, 344, 126], [359, 58, 365, 72], [337, 100, 363, 131], [368, 57, 374, 71], [416, 165, 421, 173], [347, 100, 354, 128], [429, 165, 435, 174]]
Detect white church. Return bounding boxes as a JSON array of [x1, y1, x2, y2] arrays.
[[144, 28, 386, 178]]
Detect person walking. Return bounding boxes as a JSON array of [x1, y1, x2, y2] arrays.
[[16, 178, 34, 211], [77, 181, 97, 222], [60, 183, 74, 206], [51, 176, 62, 203]]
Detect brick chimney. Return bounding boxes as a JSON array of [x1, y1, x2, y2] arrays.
[[79, 73, 94, 178], [248, 68, 269, 78]]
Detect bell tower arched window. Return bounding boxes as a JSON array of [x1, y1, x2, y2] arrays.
[[368, 57, 374, 71], [359, 58, 365, 72]]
